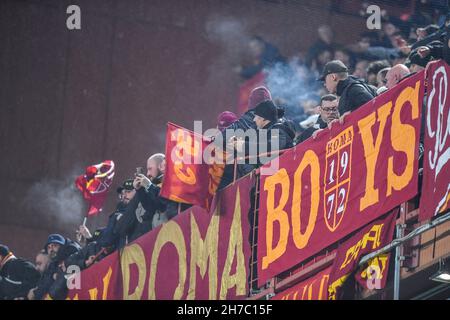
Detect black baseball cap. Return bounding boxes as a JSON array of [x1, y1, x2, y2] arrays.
[[116, 179, 134, 194], [318, 60, 349, 81]]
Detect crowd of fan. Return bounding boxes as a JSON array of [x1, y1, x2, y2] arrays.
[[1, 8, 449, 300]]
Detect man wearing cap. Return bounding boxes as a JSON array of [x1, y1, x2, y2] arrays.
[[28, 234, 81, 300], [319, 60, 376, 117], [102, 178, 135, 247], [0, 244, 40, 299], [77, 178, 134, 250]]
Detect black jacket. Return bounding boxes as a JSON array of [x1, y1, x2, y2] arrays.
[[94, 203, 127, 249], [138, 176, 191, 223], [114, 193, 154, 244], [219, 118, 294, 189], [33, 238, 81, 300], [223, 109, 256, 134], [411, 25, 447, 50], [244, 119, 295, 168], [297, 116, 328, 144], [0, 257, 40, 299], [53, 238, 82, 264], [425, 32, 450, 64], [336, 76, 376, 115], [217, 110, 256, 190]]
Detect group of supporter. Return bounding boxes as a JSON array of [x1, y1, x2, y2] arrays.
[[1, 5, 449, 300]]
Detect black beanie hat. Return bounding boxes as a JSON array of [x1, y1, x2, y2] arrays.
[[254, 100, 278, 122]]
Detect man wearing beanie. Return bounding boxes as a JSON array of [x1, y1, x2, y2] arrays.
[[253, 100, 278, 127], [217, 111, 238, 131], [223, 86, 272, 134], [232, 100, 294, 173], [28, 234, 81, 300], [217, 86, 273, 190], [0, 244, 40, 299], [253, 100, 294, 148]]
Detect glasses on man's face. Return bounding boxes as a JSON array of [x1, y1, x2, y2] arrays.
[[322, 107, 338, 113], [382, 79, 387, 84]]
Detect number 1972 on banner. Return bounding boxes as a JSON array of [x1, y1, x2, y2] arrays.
[[324, 127, 353, 232]]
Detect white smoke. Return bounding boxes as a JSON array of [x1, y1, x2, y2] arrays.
[[264, 58, 321, 121], [23, 170, 85, 229]]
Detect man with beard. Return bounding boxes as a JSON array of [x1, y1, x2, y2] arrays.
[[115, 154, 190, 242], [28, 234, 81, 300], [133, 153, 191, 229], [34, 250, 50, 276], [77, 178, 135, 249]]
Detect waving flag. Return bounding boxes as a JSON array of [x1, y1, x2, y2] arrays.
[[75, 160, 115, 216], [160, 123, 224, 210]]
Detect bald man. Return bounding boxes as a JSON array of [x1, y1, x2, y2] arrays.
[[114, 153, 166, 244], [385, 64, 410, 90]]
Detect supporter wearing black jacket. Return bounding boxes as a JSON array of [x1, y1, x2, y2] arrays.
[[221, 86, 272, 135], [136, 174, 190, 226], [218, 87, 272, 189], [236, 100, 294, 173], [336, 75, 376, 115], [114, 191, 154, 243], [319, 60, 376, 116], [31, 234, 81, 300], [297, 94, 339, 144], [0, 245, 40, 299], [116, 154, 190, 243]]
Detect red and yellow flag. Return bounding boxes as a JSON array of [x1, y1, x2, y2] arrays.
[[75, 160, 115, 216], [160, 122, 224, 210]]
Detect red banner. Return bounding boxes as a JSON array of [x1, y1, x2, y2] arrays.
[[328, 211, 397, 300], [272, 266, 332, 300], [237, 72, 265, 116], [67, 174, 253, 300], [75, 160, 115, 216], [420, 60, 450, 221], [161, 122, 224, 210], [257, 71, 424, 286], [65, 251, 122, 300]]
